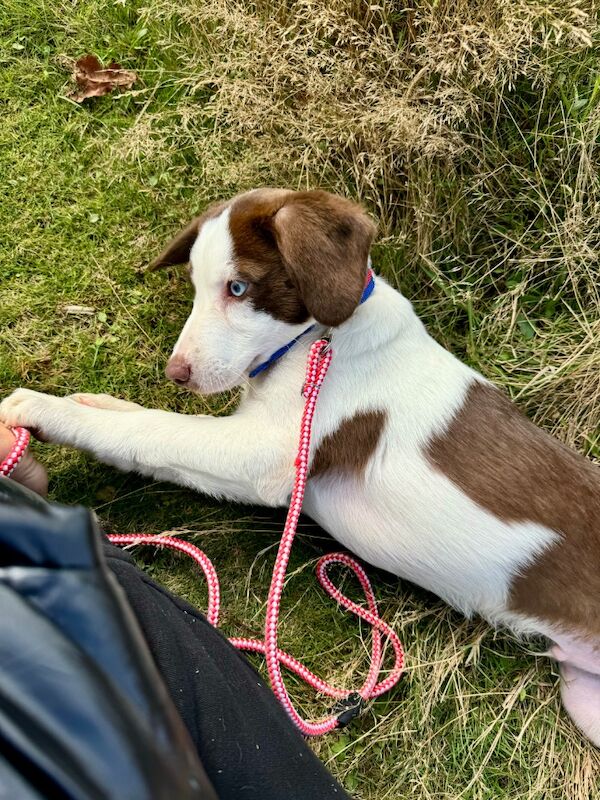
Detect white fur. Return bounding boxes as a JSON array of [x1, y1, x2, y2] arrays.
[[2, 203, 598, 745]]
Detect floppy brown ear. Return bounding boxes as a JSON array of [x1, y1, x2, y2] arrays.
[[146, 201, 230, 271], [146, 218, 201, 271], [270, 191, 376, 327]]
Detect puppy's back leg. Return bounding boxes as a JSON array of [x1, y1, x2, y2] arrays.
[[559, 662, 600, 747], [551, 635, 600, 746]]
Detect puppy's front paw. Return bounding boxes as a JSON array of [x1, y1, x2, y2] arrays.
[[0, 389, 72, 442], [1, 389, 50, 429]]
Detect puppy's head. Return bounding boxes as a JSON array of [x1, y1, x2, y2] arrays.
[[151, 189, 376, 394]]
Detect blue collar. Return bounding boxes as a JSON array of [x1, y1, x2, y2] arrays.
[[249, 269, 375, 379]]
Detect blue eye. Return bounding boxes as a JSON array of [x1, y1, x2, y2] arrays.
[[228, 280, 248, 298]]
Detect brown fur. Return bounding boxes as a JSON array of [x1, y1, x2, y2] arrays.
[[268, 191, 376, 327], [228, 189, 309, 325], [230, 189, 376, 326], [147, 201, 230, 270], [426, 380, 600, 636], [150, 188, 377, 327], [310, 410, 386, 478]]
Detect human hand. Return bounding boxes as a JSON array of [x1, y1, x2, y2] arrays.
[[0, 422, 48, 496]]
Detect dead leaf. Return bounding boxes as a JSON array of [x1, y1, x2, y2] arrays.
[[68, 54, 137, 103]]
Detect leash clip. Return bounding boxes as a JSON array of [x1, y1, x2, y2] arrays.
[[301, 329, 333, 397], [320, 327, 333, 355], [332, 692, 365, 727]]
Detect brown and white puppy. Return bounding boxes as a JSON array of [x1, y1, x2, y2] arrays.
[[2, 188, 599, 745]]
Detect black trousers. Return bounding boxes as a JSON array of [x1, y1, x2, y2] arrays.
[[104, 542, 348, 800]]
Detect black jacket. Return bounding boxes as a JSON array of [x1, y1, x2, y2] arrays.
[[0, 478, 216, 800]]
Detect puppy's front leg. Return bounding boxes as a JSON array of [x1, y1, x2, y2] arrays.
[[0, 389, 296, 506]]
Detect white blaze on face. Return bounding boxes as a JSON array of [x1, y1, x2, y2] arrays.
[[168, 205, 310, 394]]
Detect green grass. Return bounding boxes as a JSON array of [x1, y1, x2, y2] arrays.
[[1, 1, 600, 798]]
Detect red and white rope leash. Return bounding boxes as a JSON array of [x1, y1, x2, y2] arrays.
[[2, 339, 405, 736], [0, 427, 30, 477]]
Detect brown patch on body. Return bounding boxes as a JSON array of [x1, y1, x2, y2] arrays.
[[310, 410, 386, 478], [426, 380, 600, 635]]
